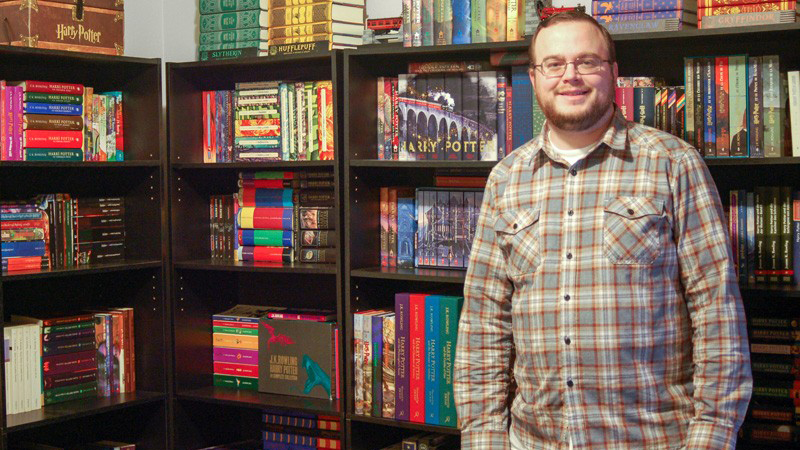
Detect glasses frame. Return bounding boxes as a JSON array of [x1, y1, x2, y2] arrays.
[[530, 57, 613, 78]]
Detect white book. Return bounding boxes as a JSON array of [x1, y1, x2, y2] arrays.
[[788, 71, 800, 157], [30, 324, 42, 409]]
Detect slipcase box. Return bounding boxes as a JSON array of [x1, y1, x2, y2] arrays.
[[0, 0, 124, 56]]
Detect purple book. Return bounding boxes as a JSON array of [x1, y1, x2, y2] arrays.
[[42, 349, 97, 376], [11, 86, 23, 160], [394, 293, 411, 421], [3, 84, 12, 160], [213, 347, 259, 365]]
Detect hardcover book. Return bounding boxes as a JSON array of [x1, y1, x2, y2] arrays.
[[258, 318, 339, 400]]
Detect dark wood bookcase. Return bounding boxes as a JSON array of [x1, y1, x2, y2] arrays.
[[0, 45, 168, 449], [166, 52, 346, 449], [343, 24, 800, 450]]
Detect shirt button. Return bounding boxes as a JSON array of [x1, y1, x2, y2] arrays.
[[570, 169, 577, 176], [568, 209, 574, 216], [513, 223, 518, 229], [567, 253, 573, 260], [567, 380, 574, 388], [627, 208, 635, 215], [565, 337, 571, 345], [564, 294, 570, 301]]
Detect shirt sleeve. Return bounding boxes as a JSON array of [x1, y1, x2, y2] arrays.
[[454, 168, 515, 450], [670, 148, 753, 449]]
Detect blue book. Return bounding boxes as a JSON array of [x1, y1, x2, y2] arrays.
[[0, 211, 44, 221], [738, 189, 747, 285], [496, 73, 507, 159], [397, 192, 416, 269], [452, 0, 471, 44], [511, 66, 533, 149], [1, 240, 46, 258], [371, 313, 386, 417], [424, 295, 442, 425], [746, 191, 756, 283], [23, 102, 82, 115], [703, 58, 717, 157], [591, 0, 696, 14], [242, 188, 293, 207]]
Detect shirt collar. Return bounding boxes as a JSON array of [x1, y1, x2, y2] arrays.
[[522, 107, 629, 167]]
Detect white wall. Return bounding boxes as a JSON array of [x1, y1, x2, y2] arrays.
[[123, 0, 163, 58]]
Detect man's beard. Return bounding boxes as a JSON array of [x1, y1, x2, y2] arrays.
[[537, 82, 614, 132]]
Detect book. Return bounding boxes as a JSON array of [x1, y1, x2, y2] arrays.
[[790, 71, 800, 157], [199, 9, 268, 32], [199, 0, 269, 14], [395, 293, 411, 421], [258, 318, 339, 400], [593, 0, 698, 14], [267, 3, 365, 26], [11, 80, 84, 95]]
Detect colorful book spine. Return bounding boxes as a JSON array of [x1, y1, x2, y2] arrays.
[[761, 54, 782, 157], [424, 295, 441, 425], [715, 56, 730, 157], [395, 293, 411, 421], [371, 312, 385, 417], [728, 55, 748, 157], [453, 0, 472, 44], [703, 58, 717, 157], [749, 57, 765, 158], [409, 293, 426, 423], [593, 0, 698, 14], [199, 9, 268, 32], [471, 0, 487, 43]]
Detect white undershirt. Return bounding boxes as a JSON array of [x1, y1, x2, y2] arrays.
[[548, 130, 604, 166]]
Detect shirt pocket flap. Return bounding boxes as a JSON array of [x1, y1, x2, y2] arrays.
[[604, 196, 664, 220], [494, 208, 541, 236]]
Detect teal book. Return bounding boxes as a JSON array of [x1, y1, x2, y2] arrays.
[[199, 9, 268, 32], [199, 28, 266, 45], [471, 0, 486, 43], [424, 295, 441, 425], [199, 0, 268, 14], [438, 295, 463, 427]]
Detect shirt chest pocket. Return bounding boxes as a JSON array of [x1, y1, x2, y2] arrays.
[[494, 208, 542, 277], [604, 196, 666, 265]]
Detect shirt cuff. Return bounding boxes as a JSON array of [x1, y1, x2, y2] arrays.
[[686, 420, 737, 449], [460, 429, 511, 450]]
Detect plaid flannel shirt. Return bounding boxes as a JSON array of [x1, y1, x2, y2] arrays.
[[454, 109, 752, 449]]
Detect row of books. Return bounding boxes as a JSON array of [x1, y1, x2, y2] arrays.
[[198, 0, 365, 60], [212, 304, 340, 401], [378, 433, 458, 450], [684, 55, 798, 158], [745, 314, 800, 445], [4, 309, 135, 416], [353, 293, 464, 428], [1, 196, 125, 273], [380, 187, 482, 270], [400, 0, 535, 47], [377, 64, 545, 161], [9, 441, 136, 449], [592, 0, 698, 31], [615, 77, 685, 140], [202, 80, 334, 162], [200, 409, 341, 450], [727, 187, 800, 285], [1, 79, 123, 162]]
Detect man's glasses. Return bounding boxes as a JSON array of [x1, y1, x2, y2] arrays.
[[530, 56, 612, 78]]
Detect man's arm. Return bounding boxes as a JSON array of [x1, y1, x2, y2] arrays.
[[454, 171, 515, 450], [671, 148, 752, 449]]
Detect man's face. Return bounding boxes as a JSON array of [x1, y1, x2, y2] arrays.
[[529, 21, 618, 132]]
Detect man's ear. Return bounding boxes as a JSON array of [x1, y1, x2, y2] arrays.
[[612, 61, 619, 80], [528, 67, 537, 90]]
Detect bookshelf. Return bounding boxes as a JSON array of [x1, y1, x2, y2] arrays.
[[166, 52, 346, 449], [0, 45, 168, 449], [343, 24, 800, 450]]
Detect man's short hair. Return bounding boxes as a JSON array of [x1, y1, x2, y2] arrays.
[[529, 10, 617, 65]]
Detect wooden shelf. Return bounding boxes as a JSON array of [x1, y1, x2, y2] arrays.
[[1, 260, 162, 281], [347, 413, 459, 435], [5, 391, 165, 432], [350, 267, 465, 284], [173, 259, 337, 275], [171, 161, 337, 170], [176, 386, 341, 417], [0, 161, 161, 168]]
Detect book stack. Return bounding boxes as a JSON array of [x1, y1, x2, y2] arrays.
[[12, 313, 98, 406], [210, 194, 237, 260], [615, 77, 686, 139], [697, 0, 798, 29], [257, 317, 340, 400], [266, 0, 365, 51], [16, 80, 84, 162], [294, 172, 337, 264], [743, 314, 800, 446], [3, 321, 41, 414], [353, 293, 463, 427], [261, 408, 342, 450], [198, 0, 269, 61], [74, 196, 126, 266], [402, 0, 532, 46], [212, 305, 284, 391], [592, 0, 698, 33], [1, 198, 50, 272], [235, 171, 295, 263], [92, 308, 135, 397], [202, 80, 334, 162]]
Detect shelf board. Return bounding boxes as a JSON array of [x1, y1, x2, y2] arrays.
[[1, 259, 162, 281], [171, 161, 336, 170], [349, 160, 496, 169], [350, 267, 465, 284], [347, 413, 459, 435], [0, 161, 161, 168], [704, 157, 800, 167], [176, 386, 341, 416], [174, 259, 337, 274], [5, 391, 165, 432], [740, 283, 800, 298]]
